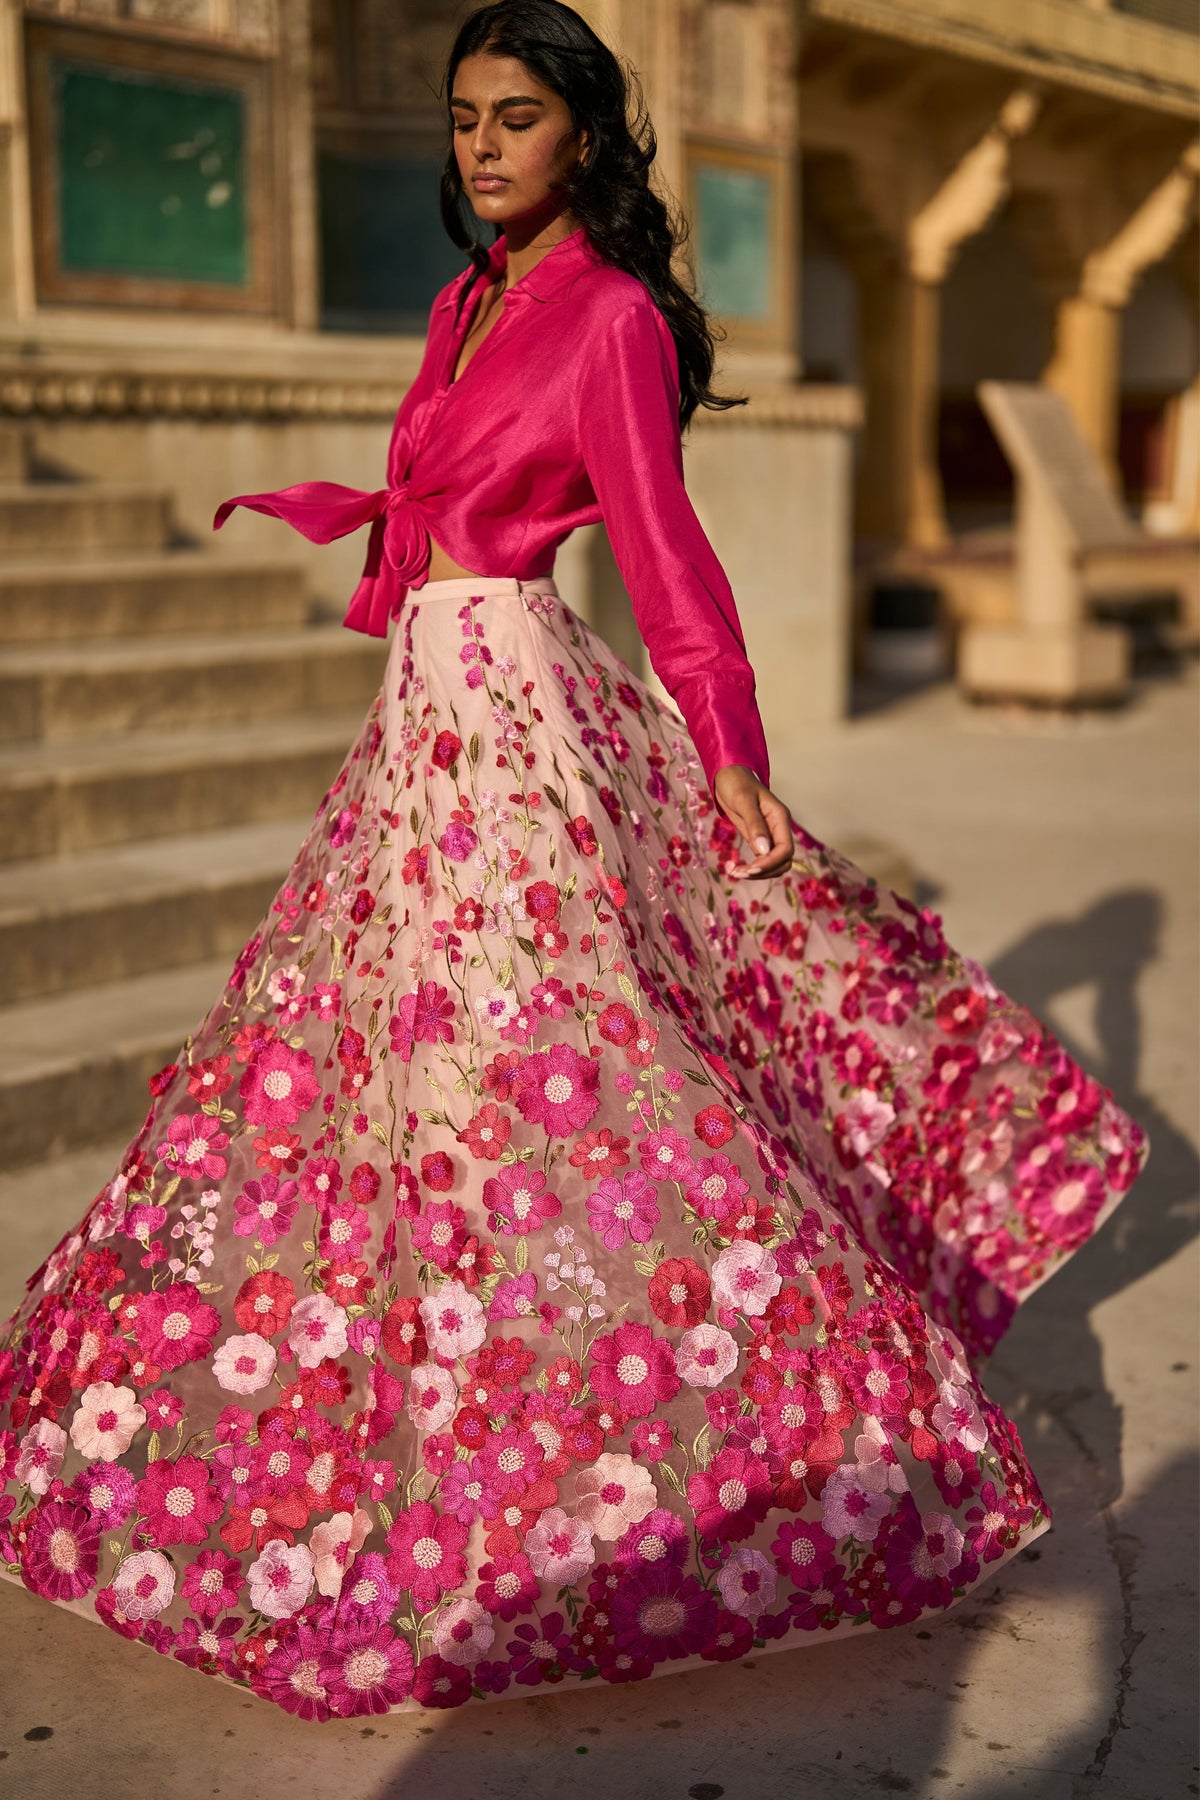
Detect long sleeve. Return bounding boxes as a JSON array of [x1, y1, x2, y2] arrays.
[[576, 298, 771, 795]]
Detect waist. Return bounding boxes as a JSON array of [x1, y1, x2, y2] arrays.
[[409, 574, 560, 604]]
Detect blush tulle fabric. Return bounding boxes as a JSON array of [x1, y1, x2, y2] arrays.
[[0, 575, 1147, 1721]]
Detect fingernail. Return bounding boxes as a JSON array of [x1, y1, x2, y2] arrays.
[[754, 837, 770, 854]]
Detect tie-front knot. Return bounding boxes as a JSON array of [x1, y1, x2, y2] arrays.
[[377, 482, 427, 584]]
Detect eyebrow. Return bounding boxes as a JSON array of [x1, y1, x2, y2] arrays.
[[449, 95, 546, 112]]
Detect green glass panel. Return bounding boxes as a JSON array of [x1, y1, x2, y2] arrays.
[[56, 60, 247, 286], [317, 149, 466, 330], [695, 165, 772, 320]]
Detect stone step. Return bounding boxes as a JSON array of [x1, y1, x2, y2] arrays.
[[0, 1137, 132, 1316], [0, 625, 386, 741], [0, 551, 314, 642], [0, 710, 365, 862], [0, 481, 173, 558], [0, 957, 234, 1171], [0, 817, 307, 1004]]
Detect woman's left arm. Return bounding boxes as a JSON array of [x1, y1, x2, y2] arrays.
[[576, 298, 793, 879]]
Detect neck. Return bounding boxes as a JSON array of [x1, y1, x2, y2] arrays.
[[497, 209, 581, 290]]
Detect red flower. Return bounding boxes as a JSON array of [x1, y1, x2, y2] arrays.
[[232, 1270, 296, 1337], [647, 1257, 710, 1328]]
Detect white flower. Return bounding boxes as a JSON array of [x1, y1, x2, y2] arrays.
[[406, 1363, 459, 1432], [525, 1505, 597, 1583], [432, 1597, 496, 1666], [716, 1547, 777, 1618], [287, 1293, 349, 1369], [69, 1381, 146, 1460], [248, 1539, 315, 1619], [112, 1549, 175, 1619], [676, 1323, 740, 1388], [932, 1379, 988, 1453], [212, 1333, 278, 1395], [419, 1281, 486, 1359]]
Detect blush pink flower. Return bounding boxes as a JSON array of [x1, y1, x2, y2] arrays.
[[311, 1508, 372, 1598], [716, 1546, 777, 1618], [69, 1381, 146, 1460], [711, 1241, 782, 1318], [574, 1452, 658, 1541], [523, 1505, 597, 1584], [287, 1293, 350, 1369], [676, 1323, 740, 1389], [406, 1364, 459, 1433], [432, 1597, 496, 1667], [419, 1281, 486, 1359], [212, 1333, 278, 1395], [247, 1538, 315, 1619], [111, 1548, 175, 1619], [820, 1462, 891, 1544]]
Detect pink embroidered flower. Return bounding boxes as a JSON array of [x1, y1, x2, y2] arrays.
[[589, 1321, 680, 1418], [586, 1170, 660, 1250], [232, 1270, 296, 1337], [1023, 1160, 1107, 1249], [406, 1364, 459, 1433], [388, 981, 457, 1062], [136, 1454, 222, 1546], [321, 1621, 416, 1716], [239, 1041, 320, 1129], [574, 1452, 658, 1541], [419, 1281, 486, 1359], [213, 1333, 278, 1395], [647, 1256, 710, 1328], [386, 1501, 468, 1611], [474, 1550, 539, 1619], [300, 1154, 343, 1208], [111, 1548, 175, 1619], [432, 1597, 496, 1667], [711, 1241, 782, 1318], [135, 1283, 221, 1373], [516, 1043, 601, 1136], [180, 1549, 244, 1620], [311, 1508, 372, 1597], [687, 1447, 772, 1544], [232, 1174, 299, 1245], [609, 1562, 717, 1663], [524, 1505, 597, 1584], [69, 1381, 146, 1460], [676, 1323, 739, 1389], [287, 1293, 350, 1369], [820, 1463, 891, 1544], [483, 1163, 562, 1237], [716, 1546, 777, 1618], [155, 1112, 229, 1182], [835, 1091, 896, 1160], [22, 1499, 100, 1600], [684, 1153, 748, 1221], [247, 1538, 315, 1619], [882, 1496, 966, 1606]]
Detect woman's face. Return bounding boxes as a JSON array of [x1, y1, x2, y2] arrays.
[[450, 52, 588, 233]]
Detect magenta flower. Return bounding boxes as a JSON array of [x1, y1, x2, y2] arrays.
[[1023, 1160, 1107, 1249], [136, 1454, 222, 1546], [588, 1320, 680, 1419], [251, 1620, 332, 1721], [437, 820, 478, 862], [482, 1163, 562, 1236], [238, 1041, 320, 1130], [320, 1620, 415, 1716], [154, 1112, 229, 1182], [687, 1447, 772, 1544], [609, 1563, 717, 1662], [22, 1499, 100, 1600], [135, 1283, 221, 1373], [181, 1548, 244, 1621], [515, 1042, 601, 1136], [882, 1494, 966, 1607], [473, 1550, 539, 1620], [232, 1173, 299, 1246], [388, 981, 457, 1063], [586, 1169, 660, 1250], [386, 1501, 469, 1612]]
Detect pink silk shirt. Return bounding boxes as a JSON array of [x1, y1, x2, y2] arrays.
[[214, 224, 770, 792]]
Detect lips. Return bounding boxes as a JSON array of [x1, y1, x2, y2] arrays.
[[472, 176, 508, 189]]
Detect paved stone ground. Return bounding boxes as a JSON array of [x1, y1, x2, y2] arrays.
[[0, 666, 1195, 1800]]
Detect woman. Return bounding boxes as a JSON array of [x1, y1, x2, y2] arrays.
[[0, 1, 1146, 1723]]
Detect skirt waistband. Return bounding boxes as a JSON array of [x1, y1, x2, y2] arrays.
[[409, 574, 560, 603]]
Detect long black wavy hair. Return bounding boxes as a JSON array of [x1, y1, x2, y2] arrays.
[[437, 0, 747, 431]]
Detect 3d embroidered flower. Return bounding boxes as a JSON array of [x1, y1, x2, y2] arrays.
[[68, 1380, 146, 1460]]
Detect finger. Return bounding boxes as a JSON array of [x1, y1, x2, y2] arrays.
[[730, 798, 793, 878]]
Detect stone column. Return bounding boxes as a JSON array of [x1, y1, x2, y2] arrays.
[[0, 3, 34, 322]]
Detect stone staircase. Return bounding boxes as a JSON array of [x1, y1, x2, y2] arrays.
[[0, 431, 385, 1174]]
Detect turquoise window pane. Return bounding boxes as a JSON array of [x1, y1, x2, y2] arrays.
[[56, 60, 247, 286], [695, 165, 772, 320]]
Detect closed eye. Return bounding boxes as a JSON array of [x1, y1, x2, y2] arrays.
[[454, 121, 536, 133]]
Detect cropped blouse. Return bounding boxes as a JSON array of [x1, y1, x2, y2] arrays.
[[214, 224, 771, 793]]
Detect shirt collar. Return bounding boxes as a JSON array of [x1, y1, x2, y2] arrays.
[[439, 225, 598, 312]]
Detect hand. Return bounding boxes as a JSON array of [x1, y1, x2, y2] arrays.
[[713, 765, 794, 880]]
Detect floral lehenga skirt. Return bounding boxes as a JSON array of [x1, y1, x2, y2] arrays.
[[0, 573, 1147, 1721]]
